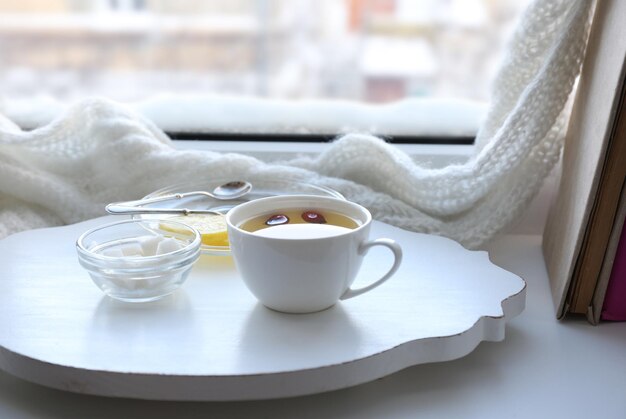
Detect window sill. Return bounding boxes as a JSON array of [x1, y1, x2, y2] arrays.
[[173, 139, 474, 168]]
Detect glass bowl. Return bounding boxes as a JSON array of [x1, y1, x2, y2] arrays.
[[76, 219, 201, 302], [135, 178, 345, 255]]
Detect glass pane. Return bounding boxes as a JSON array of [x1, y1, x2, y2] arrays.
[[0, 0, 530, 105]]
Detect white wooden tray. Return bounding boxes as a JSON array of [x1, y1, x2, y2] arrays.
[[0, 217, 525, 401]]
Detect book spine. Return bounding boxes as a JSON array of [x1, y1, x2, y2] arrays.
[[601, 217, 626, 320]]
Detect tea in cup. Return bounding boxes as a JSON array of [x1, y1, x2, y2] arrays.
[[226, 195, 402, 313]]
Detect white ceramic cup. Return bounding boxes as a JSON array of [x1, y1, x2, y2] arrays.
[[226, 195, 402, 313]]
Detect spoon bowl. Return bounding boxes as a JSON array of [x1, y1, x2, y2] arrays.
[[212, 181, 252, 199]]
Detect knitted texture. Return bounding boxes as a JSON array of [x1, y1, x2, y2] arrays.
[[0, 0, 593, 248]]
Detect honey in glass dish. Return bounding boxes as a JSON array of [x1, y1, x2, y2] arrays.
[[240, 208, 360, 239]]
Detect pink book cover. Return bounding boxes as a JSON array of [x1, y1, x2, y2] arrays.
[[601, 220, 626, 320]]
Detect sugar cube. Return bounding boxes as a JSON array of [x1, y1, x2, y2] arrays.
[[156, 238, 183, 255], [120, 243, 144, 257], [139, 235, 163, 256]]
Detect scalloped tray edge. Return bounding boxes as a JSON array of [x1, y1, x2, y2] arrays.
[[0, 278, 525, 401]]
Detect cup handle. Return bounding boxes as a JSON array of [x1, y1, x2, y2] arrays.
[[340, 238, 403, 300]]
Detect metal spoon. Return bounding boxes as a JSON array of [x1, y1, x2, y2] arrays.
[[105, 180, 252, 216]]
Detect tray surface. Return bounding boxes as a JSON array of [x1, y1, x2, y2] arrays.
[[0, 217, 525, 401]]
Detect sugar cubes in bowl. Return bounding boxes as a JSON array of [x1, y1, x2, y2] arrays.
[[76, 219, 201, 302]]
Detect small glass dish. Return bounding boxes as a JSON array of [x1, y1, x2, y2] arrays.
[[76, 219, 201, 302]]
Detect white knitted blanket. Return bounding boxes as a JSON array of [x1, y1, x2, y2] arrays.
[[0, 0, 593, 248]]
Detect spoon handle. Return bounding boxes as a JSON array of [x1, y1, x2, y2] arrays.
[[105, 203, 222, 215], [105, 191, 220, 216], [113, 191, 212, 208], [105, 203, 222, 216]]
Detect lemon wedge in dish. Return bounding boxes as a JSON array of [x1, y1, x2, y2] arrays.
[[161, 214, 229, 247]]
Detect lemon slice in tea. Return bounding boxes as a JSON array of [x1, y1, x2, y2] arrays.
[[161, 214, 229, 247]]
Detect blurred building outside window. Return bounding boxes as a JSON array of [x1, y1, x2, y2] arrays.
[[0, 0, 531, 136]]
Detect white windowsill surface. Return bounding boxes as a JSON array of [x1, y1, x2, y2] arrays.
[[174, 139, 474, 166]]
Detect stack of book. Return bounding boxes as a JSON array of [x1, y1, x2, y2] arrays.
[[542, 0, 626, 324]]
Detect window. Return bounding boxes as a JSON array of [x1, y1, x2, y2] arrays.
[[0, 0, 530, 138]]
